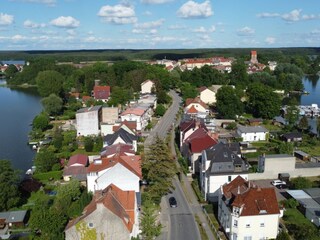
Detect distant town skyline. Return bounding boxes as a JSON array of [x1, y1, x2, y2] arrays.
[[1, 0, 320, 50]]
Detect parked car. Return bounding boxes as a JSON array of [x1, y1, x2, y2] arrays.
[[271, 179, 286, 186], [169, 197, 177, 208], [276, 184, 288, 189]]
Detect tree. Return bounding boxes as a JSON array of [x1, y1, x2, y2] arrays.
[[298, 116, 309, 131], [0, 160, 20, 211], [107, 86, 133, 107], [216, 86, 244, 119], [84, 137, 94, 152], [32, 112, 50, 131], [36, 70, 64, 97], [246, 83, 281, 119], [156, 90, 170, 104], [155, 104, 166, 117], [276, 230, 291, 240], [41, 94, 63, 116], [5, 64, 18, 79], [140, 195, 162, 240], [142, 137, 176, 203], [291, 176, 312, 189], [34, 148, 58, 172], [277, 142, 294, 155], [229, 60, 248, 87]]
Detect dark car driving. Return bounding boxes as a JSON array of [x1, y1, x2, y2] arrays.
[[169, 197, 177, 208]]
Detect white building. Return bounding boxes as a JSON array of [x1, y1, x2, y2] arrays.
[[218, 176, 281, 240], [198, 87, 216, 105], [237, 125, 269, 142], [120, 108, 149, 131], [76, 105, 102, 136], [200, 143, 249, 202], [87, 155, 141, 194], [141, 80, 155, 94]]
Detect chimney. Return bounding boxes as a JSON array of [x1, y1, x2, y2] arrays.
[[95, 79, 100, 86]]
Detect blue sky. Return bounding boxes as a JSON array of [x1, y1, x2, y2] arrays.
[[0, 0, 320, 50]]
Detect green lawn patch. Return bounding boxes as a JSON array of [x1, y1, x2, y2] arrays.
[[33, 170, 62, 182]]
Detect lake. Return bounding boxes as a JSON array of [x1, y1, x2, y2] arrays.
[[0, 80, 42, 173], [300, 76, 320, 106]]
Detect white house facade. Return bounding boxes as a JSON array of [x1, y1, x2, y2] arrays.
[[76, 106, 102, 136], [237, 125, 269, 142], [141, 80, 155, 94]]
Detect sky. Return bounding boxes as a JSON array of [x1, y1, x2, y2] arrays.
[[0, 0, 320, 50]]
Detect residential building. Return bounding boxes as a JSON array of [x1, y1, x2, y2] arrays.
[[65, 184, 140, 240], [0, 210, 28, 240], [181, 127, 217, 174], [200, 142, 249, 201], [101, 107, 119, 124], [87, 155, 141, 193], [281, 132, 303, 142], [76, 105, 102, 136], [218, 176, 281, 240], [179, 118, 207, 148], [120, 107, 149, 131], [237, 125, 269, 142], [92, 80, 111, 102], [184, 97, 209, 118], [141, 80, 155, 94], [63, 154, 88, 183], [100, 143, 135, 158], [103, 128, 138, 152], [198, 86, 216, 105]]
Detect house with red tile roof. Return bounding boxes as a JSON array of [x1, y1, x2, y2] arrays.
[[65, 184, 140, 240], [63, 154, 89, 182], [100, 143, 135, 158], [179, 118, 207, 148], [181, 128, 217, 174], [93, 85, 111, 102], [87, 155, 141, 194], [218, 176, 281, 240], [120, 107, 149, 131], [184, 97, 209, 118]]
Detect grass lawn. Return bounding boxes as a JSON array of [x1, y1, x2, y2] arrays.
[[72, 148, 100, 155], [33, 170, 62, 182], [299, 145, 320, 156]]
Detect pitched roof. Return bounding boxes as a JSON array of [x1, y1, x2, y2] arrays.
[[67, 154, 88, 167], [141, 79, 154, 85], [0, 210, 27, 223], [198, 86, 207, 92], [189, 134, 217, 153], [187, 105, 198, 114], [205, 143, 247, 174], [93, 85, 110, 100], [179, 118, 207, 133], [121, 108, 145, 116], [185, 97, 208, 109], [104, 128, 137, 146], [63, 166, 87, 181], [222, 176, 280, 216], [113, 120, 137, 132], [66, 184, 135, 232], [237, 125, 268, 134], [100, 143, 135, 158], [281, 132, 303, 139], [77, 105, 102, 114]]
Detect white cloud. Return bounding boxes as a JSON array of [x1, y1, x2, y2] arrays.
[[50, 16, 80, 28], [302, 14, 320, 20], [310, 29, 320, 35], [150, 29, 158, 34], [256, 12, 280, 18], [143, 11, 152, 16], [237, 26, 255, 36], [168, 24, 186, 30], [0, 13, 14, 26], [177, 1, 213, 19], [141, 0, 173, 4], [98, 4, 137, 24], [265, 37, 276, 44], [134, 19, 164, 29], [23, 20, 46, 28], [192, 25, 215, 33], [67, 29, 76, 36], [282, 9, 301, 22], [12, 34, 26, 41]]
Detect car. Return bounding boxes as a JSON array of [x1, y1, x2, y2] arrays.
[[276, 184, 288, 189], [169, 197, 177, 208], [271, 179, 286, 186]]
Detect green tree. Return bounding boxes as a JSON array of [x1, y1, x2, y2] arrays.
[[229, 60, 248, 87], [216, 86, 244, 119], [0, 160, 20, 211], [36, 70, 64, 97], [155, 104, 166, 117], [246, 83, 281, 119], [84, 137, 94, 152], [107, 86, 133, 107], [41, 94, 63, 116], [156, 90, 170, 104], [142, 137, 176, 203], [276, 230, 291, 240], [277, 142, 294, 155], [5, 64, 18, 79], [298, 116, 309, 131], [32, 112, 50, 131], [140, 195, 162, 240], [291, 176, 312, 189], [34, 148, 58, 172]]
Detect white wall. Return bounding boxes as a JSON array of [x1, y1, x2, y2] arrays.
[[200, 89, 216, 104], [121, 114, 142, 131], [76, 111, 100, 136], [239, 131, 266, 142], [87, 169, 108, 193], [141, 81, 154, 94]]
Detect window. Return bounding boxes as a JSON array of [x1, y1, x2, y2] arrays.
[[88, 222, 94, 228], [246, 223, 251, 228], [244, 237, 252, 240], [228, 176, 232, 182], [232, 233, 238, 240], [260, 221, 265, 227], [233, 219, 238, 227]]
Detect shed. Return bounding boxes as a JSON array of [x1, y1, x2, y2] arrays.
[[278, 173, 290, 182], [294, 150, 310, 161]]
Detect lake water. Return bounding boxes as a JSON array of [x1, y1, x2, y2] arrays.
[[0, 80, 42, 173], [300, 76, 320, 106]]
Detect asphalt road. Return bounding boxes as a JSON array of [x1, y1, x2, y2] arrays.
[[145, 90, 201, 240]]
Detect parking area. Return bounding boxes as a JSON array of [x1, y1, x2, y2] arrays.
[[250, 179, 290, 202]]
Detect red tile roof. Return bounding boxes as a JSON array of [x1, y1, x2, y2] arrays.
[[198, 86, 207, 92], [82, 95, 91, 101], [66, 184, 135, 232], [190, 134, 217, 153], [101, 143, 135, 158], [121, 108, 145, 116], [222, 176, 280, 216], [87, 155, 142, 178], [113, 120, 137, 132], [185, 97, 208, 109], [67, 154, 88, 167], [187, 105, 198, 114], [93, 86, 110, 100]]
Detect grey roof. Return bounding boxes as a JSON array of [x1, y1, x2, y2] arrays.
[[237, 125, 268, 134], [77, 105, 102, 114], [104, 128, 137, 145], [0, 210, 27, 223], [273, 116, 288, 125], [282, 132, 303, 139], [264, 154, 293, 159], [205, 143, 248, 174]]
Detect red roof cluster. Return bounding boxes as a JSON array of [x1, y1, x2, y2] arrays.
[[93, 86, 110, 100]]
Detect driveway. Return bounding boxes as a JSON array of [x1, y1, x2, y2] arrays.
[[250, 179, 290, 201]]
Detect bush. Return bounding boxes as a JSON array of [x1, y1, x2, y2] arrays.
[[291, 176, 312, 189], [84, 137, 94, 152], [51, 163, 61, 171]]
